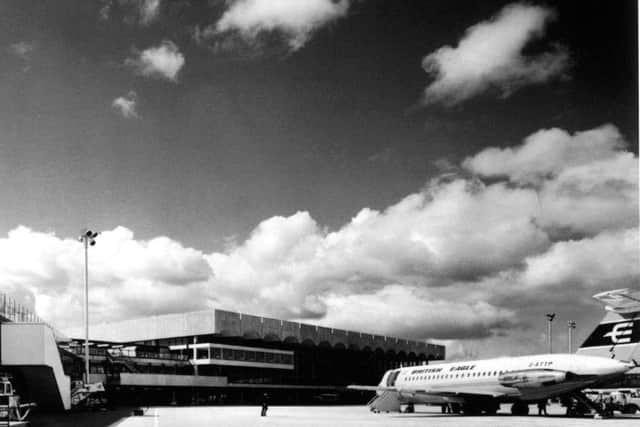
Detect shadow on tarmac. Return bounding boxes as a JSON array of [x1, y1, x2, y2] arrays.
[[388, 413, 640, 420], [29, 408, 132, 427]]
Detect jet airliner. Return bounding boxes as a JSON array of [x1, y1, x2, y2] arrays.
[[349, 288, 640, 416]]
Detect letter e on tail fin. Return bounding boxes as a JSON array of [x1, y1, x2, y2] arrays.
[[577, 289, 640, 361]]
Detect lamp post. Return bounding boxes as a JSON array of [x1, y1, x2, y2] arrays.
[[546, 313, 556, 353], [79, 229, 99, 384], [568, 320, 576, 353]]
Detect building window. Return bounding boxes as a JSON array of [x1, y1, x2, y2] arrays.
[[196, 348, 208, 360]]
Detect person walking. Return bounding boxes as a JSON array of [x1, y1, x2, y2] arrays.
[[261, 393, 269, 417]]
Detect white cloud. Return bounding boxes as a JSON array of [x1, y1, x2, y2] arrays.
[[521, 228, 639, 290], [125, 40, 185, 82], [112, 91, 138, 119], [0, 124, 636, 355], [99, 0, 161, 25], [0, 226, 211, 330], [464, 124, 638, 235], [463, 124, 625, 184], [422, 3, 570, 105], [319, 286, 517, 340], [139, 0, 161, 25], [8, 41, 35, 60], [213, 0, 351, 51]]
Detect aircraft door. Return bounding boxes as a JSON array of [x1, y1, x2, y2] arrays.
[[387, 370, 400, 387]]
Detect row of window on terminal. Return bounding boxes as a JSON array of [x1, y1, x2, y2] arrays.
[[195, 348, 294, 365], [406, 370, 505, 381]]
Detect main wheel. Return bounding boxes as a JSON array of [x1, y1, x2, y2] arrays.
[[484, 402, 499, 415], [511, 402, 529, 416]]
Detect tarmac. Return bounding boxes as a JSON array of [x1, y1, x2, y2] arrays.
[[50, 403, 637, 427]]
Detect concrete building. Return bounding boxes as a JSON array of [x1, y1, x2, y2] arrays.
[[0, 292, 445, 409]]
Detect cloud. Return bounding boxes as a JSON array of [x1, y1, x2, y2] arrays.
[[8, 41, 35, 60], [0, 226, 212, 330], [112, 91, 138, 119], [99, 0, 161, 25], [319, 286, 518, 340], [125, 40, 184, 82], [138, 0, 161, 25], [464, 124, 638, 236], [463, 125, 625, 184], [211, 0, 351, 51], [422, 3, 570, 105], [521, 228, 639, 291], [0, 124, 636, 355]]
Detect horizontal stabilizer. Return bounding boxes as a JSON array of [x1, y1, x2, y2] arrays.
[[593, 288, 640, 315]]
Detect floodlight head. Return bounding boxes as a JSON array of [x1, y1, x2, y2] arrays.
[[91, 231, 98, 238], [90, 240, 96, 246], [85, 230, 93, 237]]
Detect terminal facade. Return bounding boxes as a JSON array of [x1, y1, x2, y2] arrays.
[[0, 293, 445, 409]]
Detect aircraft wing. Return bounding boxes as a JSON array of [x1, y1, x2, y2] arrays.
[[347, 385, 397, 392], [411, 387, 509, 398], [347, 384, 509, 398]]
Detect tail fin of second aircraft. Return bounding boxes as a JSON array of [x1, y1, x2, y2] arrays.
[[577, 288, 640, 362]]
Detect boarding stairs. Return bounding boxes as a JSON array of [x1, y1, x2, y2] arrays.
[[70, 382, 105, 408], [368, 391, 401, 413]]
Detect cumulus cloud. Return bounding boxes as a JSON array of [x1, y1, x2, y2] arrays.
[[8, 41, 35, 60], [112, 91, 138, 119], [0, 124, 636, 355], [210, 0, 351, 51], [464, 124, 638, 235], [0, 226, 211, 330], [125, 40, 184, 82], [422, 3, 570, 105], [463, 125, 625, 184], [99, 0, 161, 25]]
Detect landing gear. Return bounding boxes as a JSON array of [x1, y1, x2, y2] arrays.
[[511, 401, 529, 416], [462, 403, 482, 415], [483, 402, 499, 415], [451, 403, 462, 414]]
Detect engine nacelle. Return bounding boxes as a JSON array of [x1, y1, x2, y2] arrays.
[[499, 369, 566, 388]]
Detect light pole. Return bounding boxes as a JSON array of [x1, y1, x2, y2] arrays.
[[568, 320, 576, 353], [79, 229, 99, 384], [546, 313, 556, 353]]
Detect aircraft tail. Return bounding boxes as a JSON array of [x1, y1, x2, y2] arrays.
[[577, 288, 640, 362]]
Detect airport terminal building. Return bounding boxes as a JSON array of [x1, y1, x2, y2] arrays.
[[0, 292, 445, 410]]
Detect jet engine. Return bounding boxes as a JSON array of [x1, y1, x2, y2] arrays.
[[499, 370, 567, 388]]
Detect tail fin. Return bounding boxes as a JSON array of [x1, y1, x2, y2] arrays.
[[577, 288, 640, 362]]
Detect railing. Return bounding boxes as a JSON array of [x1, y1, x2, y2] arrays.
[[66, 346, 189, 362], [0, 292, 44, 323], [109, 348, 189, 362]]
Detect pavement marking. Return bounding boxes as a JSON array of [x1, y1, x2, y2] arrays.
[[153, 407, 159, 427]]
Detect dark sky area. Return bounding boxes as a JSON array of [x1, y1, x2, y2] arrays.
[[0, 0, 635, 251]]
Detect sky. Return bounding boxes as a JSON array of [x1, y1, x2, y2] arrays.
[[0, 0, 637, 358]]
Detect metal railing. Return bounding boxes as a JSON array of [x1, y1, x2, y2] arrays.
[[0, 292, 44, 323]]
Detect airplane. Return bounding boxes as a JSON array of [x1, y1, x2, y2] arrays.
[[349, 288, 640, 417]]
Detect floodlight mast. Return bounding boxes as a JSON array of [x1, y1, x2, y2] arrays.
[[568, 320, 576, 353], [546, 313, 556, 353], [79, 229, 99, 385]]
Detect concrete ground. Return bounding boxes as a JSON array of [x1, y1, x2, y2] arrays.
[[109, 404, 640, 427]]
